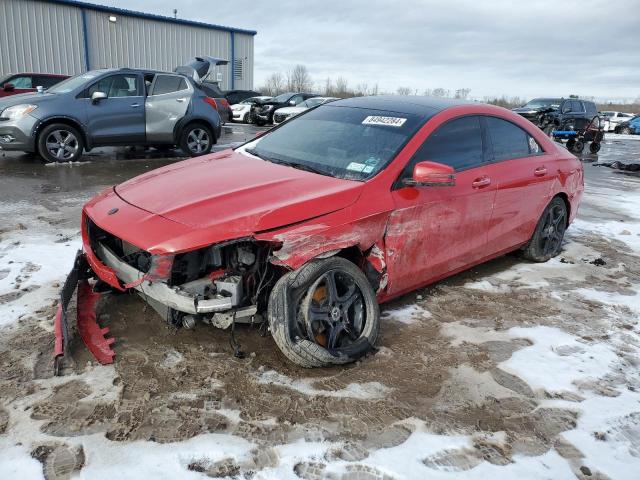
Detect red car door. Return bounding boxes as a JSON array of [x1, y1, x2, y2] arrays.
[[385, 115, 497, 296], [482, 116, 555, 254]]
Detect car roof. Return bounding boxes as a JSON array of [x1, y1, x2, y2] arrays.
[[328, 95, 475, 116], [7, 72, 69, 77]]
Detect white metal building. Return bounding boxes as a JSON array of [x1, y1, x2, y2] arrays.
[[0, 0, 256, 90]]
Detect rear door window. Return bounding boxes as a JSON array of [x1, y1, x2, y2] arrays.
[[485, 117, 541, 161], [407, 116, 485, 172], [151, 75, 189, 96]]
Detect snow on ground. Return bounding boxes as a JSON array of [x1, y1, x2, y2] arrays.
[[1, 153, 640, 478]]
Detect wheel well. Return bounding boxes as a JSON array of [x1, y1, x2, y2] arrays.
[[35, 118, 87, 149], [554, 192, 571, 226]]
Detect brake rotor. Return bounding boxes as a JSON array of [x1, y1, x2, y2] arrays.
[[312, 285, 328, 346]]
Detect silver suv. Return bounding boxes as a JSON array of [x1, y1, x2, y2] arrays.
[[0, 66, 223, 162]]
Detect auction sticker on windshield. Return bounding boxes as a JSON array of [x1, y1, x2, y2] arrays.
[[362, 116, 407, 127]]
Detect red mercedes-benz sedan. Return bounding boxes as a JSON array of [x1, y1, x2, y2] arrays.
[[54, 96, 583, 371]]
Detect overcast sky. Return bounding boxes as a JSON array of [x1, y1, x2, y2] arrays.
[[100, 0, 640, 101]]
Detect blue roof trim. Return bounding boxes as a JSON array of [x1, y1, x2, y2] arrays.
[[43, 0, 257, 36]]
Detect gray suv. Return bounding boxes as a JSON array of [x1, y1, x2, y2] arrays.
[[0, 67, 222, 162]]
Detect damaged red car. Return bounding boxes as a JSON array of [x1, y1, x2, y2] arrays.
[[54, 96, 583, 371]]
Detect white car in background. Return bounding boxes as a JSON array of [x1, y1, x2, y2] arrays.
[[230, 96, 272, 123], [601, 111, 635, 132], [272, 97, 339, 125]]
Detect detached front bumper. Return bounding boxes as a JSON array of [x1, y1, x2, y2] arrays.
[[54, 250, 115, 375]]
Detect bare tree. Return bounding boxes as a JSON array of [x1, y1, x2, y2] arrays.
[[334, 77, 349, 97], [396, 86, 412, 96], [286, 64, 313, 92], [431, 88, 449, 98], [454, 88, 471, 99], [261, 72, 285, 96]]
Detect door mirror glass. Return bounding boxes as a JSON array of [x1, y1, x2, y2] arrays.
[[405, 161, 456, 187], [91, 91, 107, 103], [3, 83, 14, 92], [561, 103, 571, 114], [289, 100, 296, 106]]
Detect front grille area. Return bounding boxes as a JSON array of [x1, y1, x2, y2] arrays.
[[274, 113, 287, 123], [86, 217, 151, 273]]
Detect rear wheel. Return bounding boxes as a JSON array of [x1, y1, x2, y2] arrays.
[[37, 124, 83, 163], [180, 123, 213, 157], [571, 140, 585, 153], [620, 126, 632, 135], [268, 257, 379, 368], [522, 197, 567, 262], [589, 142, 601, 154]]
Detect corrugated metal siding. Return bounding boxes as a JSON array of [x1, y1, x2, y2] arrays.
[[233, 33, 254, 90], [85, 10, 233, 88], [0, 0, 254, 90], [0, 0, 86, 76]]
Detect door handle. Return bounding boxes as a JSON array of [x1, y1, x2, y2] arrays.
[[472, 176, 491, 188], [176, 98, 186, 103], [534, 166, 547, 177], [130, 103, 140, 108]]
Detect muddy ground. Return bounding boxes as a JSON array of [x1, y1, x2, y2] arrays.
[[0, 131, 639, 479]]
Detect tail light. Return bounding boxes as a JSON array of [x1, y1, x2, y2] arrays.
[[204, 97, 218, 110], [219, 98, 230, 109]]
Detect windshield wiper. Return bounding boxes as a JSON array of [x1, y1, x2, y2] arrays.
[[244, 148, 270, 161], [269, 159, 328, 176], [246, 148, 328, 176]]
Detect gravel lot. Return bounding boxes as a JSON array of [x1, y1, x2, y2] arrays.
[[0, 128, 639, 479]]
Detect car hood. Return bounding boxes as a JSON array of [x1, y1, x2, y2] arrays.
[[276, 106, 306, 115], [114, 149, 363, 239], [0, 92, 53, 111]]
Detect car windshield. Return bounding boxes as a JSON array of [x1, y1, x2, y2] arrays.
[[273, 93, 294, 103], [237, 105, 424, 181], [523, 98, 561, 109], [48, 72, 100, 93]]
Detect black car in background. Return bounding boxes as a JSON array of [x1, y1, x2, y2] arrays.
[[512, 98, 562, 123], [224, 89, 262, 105], [251, 92, 318, 125], [514, 97, 599, 134]]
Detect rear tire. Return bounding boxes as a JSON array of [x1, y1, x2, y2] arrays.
[[180, 123, 213, 157], [589, 142, 601, 154], [268, 257, 380, 368], [620, 127, 632, 135], [571, 140, 585, 153], [522, 197, 567, 262], [37, 123, 84, 163]]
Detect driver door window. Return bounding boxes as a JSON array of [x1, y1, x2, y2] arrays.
[[89, 74, 140, 98], [8, 76, 32, 89]]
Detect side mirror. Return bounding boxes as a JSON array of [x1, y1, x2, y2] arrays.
[[561, 105, 571, 114], [91, 91, 107, 103], [404, 161, 455, 187], [289, 100, 296, 106], [3, 83, 15, 92]]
